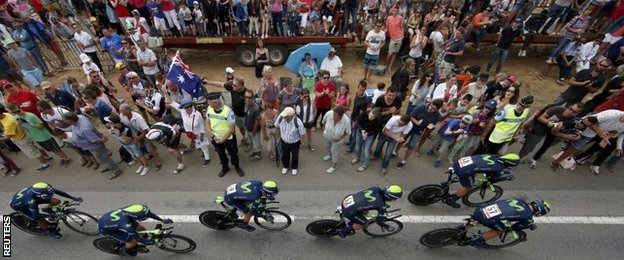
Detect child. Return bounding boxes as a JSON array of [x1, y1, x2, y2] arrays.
[[261, 102, 279, 160], [335, 83, 351, 111], [447, 100, 496, 163], [371, 82, 386, 104], [295, 88, 316, 151], [193, 1, 205, 36], [309, 3, 320, 35], [106, 115, 150, 175], [178, 2, 193, 35]]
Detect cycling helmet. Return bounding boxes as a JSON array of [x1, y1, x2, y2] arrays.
[[383, 185, 403, 201], [146, 129, 163, 141], [530, 199, 550, 217], [123, 204, 151, 221], [31, 182, 54, 201], [262, 181, 279, 197], [497, 154, 520, 167]]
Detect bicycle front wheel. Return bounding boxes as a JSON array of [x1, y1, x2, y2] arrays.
[[93, 237, 122, 255], [420, 228, 463, 248], [306, 220, 342, 238], [158, 234, 197, 253], [63, 210, 100, 236], [363, 219, 403, 237], [408, 185, 445, 206], [481, 230, 527, 249], [199, 210, 237, 230], [254, 210, 292, 231], [462, 185, 503, 207]]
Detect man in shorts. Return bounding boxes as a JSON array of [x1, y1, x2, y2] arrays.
[[0, 48, 29, 89], [363, 21, 386, 81], [385, 7, 404, 73], [4, 39, 44, 89]]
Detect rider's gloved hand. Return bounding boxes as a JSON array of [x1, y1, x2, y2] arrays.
[[162, 218, 173, 224], [74, 197, 83, 203], [529, 224, 538, 231]]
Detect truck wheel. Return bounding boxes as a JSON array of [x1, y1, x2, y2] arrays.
[[268, 45, 289, 66], [236, 45, 256, 67]]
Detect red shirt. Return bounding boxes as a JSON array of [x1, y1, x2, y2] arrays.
[[300, 0, 312, 13], [596, 91, 624, 112], [7, 90, 41, 117], [386, 15, 404, 40], [314, 80, 336, 109]]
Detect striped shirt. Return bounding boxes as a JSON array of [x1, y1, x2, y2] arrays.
[[275, 116, 305, 144]]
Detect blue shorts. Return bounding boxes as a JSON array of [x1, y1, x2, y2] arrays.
[[224, 196, 251, 214], [472, 207, 505, 232], [122, 143, 144, 158], [407, 132, 422, 149], [21, 68, 44, 87], [572, 136, 595, 150], [456, 172, 475, 187], [341, 207, 368, 225], [364, 53, 379, 69], [100, 222, 138, 242], [10, 205, 38, 221]]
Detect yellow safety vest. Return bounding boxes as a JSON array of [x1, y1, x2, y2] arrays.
[[206, 105, 233, 140], [489, 105, 529, 144]]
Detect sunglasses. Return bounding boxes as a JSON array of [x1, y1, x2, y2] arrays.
[[122, 42, 128, 44], [323, 77, 330, 79], [303, 95, 309, 98], [245, 96, 253, 99]]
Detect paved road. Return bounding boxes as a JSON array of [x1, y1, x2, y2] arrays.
[[1, 138, 623, 259]]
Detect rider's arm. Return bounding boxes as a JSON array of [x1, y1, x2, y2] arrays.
[[53, 189, 80, 201], [147, 211, 164, 222]]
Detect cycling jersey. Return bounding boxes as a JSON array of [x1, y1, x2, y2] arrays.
[[223, 180, 264, 215], [452, 154, 506, 187], [10, 185, 77, 221], [340, 187, 387, 225], [98, 207, 163, 244], [472, 199, 535, 232]]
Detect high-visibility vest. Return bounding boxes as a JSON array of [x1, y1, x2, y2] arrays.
[[489, 105, 529, 144], [206, 105, 233, 140]]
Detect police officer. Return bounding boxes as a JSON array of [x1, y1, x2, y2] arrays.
[[205, 92, 245, 177]]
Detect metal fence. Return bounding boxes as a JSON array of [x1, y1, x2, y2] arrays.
[[40, 39, 117, 72]]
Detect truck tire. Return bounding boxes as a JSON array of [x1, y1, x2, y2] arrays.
[[236, 45, 256, 67], [268, 45, 289, 66]]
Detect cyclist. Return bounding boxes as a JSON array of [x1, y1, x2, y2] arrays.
[[10, 182, 82, 239], [470, 198, 550, 248], [223, 180, 279, 232], [444, 153, 519, 208], [98, 204, 173, 256], [334, 185, 403, 238]]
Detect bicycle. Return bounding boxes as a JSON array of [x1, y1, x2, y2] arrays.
[[199, 196, 292, 231], [420, 217, 527, 249], [10, 200, 99, 236], [93, 224, 196, 255], [306, 206, 403, 238], [408, 168, 513, 207]]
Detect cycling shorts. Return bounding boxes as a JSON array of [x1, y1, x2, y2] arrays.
[[100, 222, 138, 242], [341, 208, 368, 225], [456, 173, 475, 187], [224, 196, 251, 214], [472, 208, 506, 232]]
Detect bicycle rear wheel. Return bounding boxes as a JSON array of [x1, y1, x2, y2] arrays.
[[199, 210, 237, 230], [254, 210, 292, 231], [408, 185, 445, 206], [420, 228, 463, 248], [462, 185, 503, 207], [158, 234, 197, 253], [363, 219, 403, 237], [93, 237, 122, 255], [9, 212, 46, 236], [63, 210, 100, 236], [306, 220, 342, 238], [481, 230, 527, 249]]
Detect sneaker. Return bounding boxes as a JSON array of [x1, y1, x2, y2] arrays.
[[606, 163, 615, 173], [308, 145, 315, 151], [203, 160, 211, 167], [444, 197, 461, 209], [47, 230, 63, 239], [128, 160, 137, 166], [10, 168, 21, 176], [36, 164, 50, 172], [396, 160, 406, 169], [518, 49, 523, 57], [281, 168, 288, 175], [529, 159, 537, 169], [391, 152, 397, 158], [521, 50, 527, 57], [135, 166, 145, 174], [140, 167, 150, 176], [434, 160, 442, 168], [235, 167, 245, 177], [550, 162, 560, 173], [590, 165, 600, 175], [60, 159, 72, 167], [426, 150, 435, 156], [173, 165, 185, 174], [238, 222, 256, 232], [292, 169, 298, 175], [381, 168, 387, 175], [323, 155, 332, 161], [326, 167, 337, 174]]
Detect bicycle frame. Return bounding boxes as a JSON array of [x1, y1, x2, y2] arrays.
[[455, 217, 521, 246], [138, 224, 173, 245], [334, 206, 403, 228], [214, 196, 280, 219]]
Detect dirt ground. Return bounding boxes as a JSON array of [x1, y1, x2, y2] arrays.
[[45, 42, 569, 108]]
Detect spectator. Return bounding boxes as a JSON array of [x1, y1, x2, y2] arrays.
[[277, 77, 301, 110], [83, 89, 117, 124], [351, 107, 381, 172], [431, 76, 458, 102], [108, 114, 151, 175], [255, 39, 269, 79], [100, 28, 125, 64], [119, 104, 164, 170], [41, 81, 77, 111], [335, 83, 351, 110], [320, 48, 343, 83], [545, 8, 592, 64], [396, 99, 443, 167], [72, 23, 103, 72], [448, 100, 497, 162], [0, 47, 28, 89], [193, 2, 206, 36], [408, 26, 428, 72], [148, 0, 168, 36], [260, 65, 280, 109], [146, 115, 186, 174], [493, 84, 520, 109], [286, 0, 299, 37], [439, 28, 466, 77], [80, 53, 101, 76], [204, 76, 250, 147], [346, 81, 369, 152], [385, 7, 404, 73], [295, 88, 315, 151], [486, 18, 523, 74], [553, 60, 611, 107], [136, 83, 168, 121], [474, 95, 534, 155], [431, 115, 473, 168], [428, 22, 447, 66], [130, 0, 152, 23], [260, 0, 272, 38], [373, 86, 402, 124], [0, 150, 21, 176], [0, 103, 52, 172], [11, 20, 51, 76], [313, 70, 336, 130], [206, 92, 245, 177], [538, 0, 577, 35], [248, 0, 261, 37], [65, 112, 123, 179], [556, 40, 582, 84], [470, 7, 494, 51], [373, 114, 413, 175], [2, 80, 41, 117], [299, 53, 318, 90], [458, 73, 489, 107], [363, 20, 386, 81], [243, 89, 263, 160], [270, 0, 284, 36], [110, 0, 131, 26], [4, 39, 44, 89], [341, 0, 357, 37], [589, 77, 624, 114], [179, 2, 194, 35], [120, 38, 144, 78], [390, 57, 415, 101], [22, 15, 68, 71], [483, 74, 515, 101], [576, 35, 601, 71], [37, 100, 72, 133], [371, 82, 386, 104], [407, 70, 435, 113], [275, 106, 306, 175], [519, 9, 548, 57], [261, 102, 280, 159], [161, 0, 183, 35], [136, 40, 159, 86], [321, 106, 351, 174]]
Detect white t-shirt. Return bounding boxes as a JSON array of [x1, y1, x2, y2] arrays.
[[130, 80, 147, 96], [430, 31, 444, 52], [385, 115, 413, 135], [365, 30, 386, 55], [193, 8, 203, 20], [137, 48, 159, 75], [581, 110, 624, 138], [320, 56, 343, 77], [82, 62, 100, 75], [179, 7, 192, 21], [431, 82, 457, 101], [41, 107, 72, 132], [74, 31, 97, 53], [409, 34, 425, 58], [371, 89, 385, 104]]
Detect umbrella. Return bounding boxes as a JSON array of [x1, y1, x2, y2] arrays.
[[284, 43, 333, 75]]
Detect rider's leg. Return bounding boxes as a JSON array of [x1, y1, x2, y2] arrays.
[[454, 186, 472, 198], [482, 230, 504, 240], [243, 212, 253, 224]]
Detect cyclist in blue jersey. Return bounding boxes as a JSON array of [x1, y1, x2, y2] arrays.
[[223, 180, 279, 232], [98, 204, 173, 256], [335, 185, 402, 238], [444, 153, 520, 208], [470, 198, 550, 247], [10, 182, 82, 239]]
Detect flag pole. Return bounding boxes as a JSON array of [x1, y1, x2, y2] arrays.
[[166, 50, 180, 78]]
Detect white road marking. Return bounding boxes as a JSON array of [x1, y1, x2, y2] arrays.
[[147, 215, 624, 225]]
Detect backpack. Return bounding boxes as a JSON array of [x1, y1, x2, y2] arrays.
[[277, 116, 302, 132]]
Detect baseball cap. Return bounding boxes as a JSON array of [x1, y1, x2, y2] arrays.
[[225, 67, 235, 74], [79, 53, 91, 63], [280, 107, 296, 117], [0, 79, 14, 88], [507, 75, 516, 83], [461, 115, 474, 124], [41, 81, 52, 90]]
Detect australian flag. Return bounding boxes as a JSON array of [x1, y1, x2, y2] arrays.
[[166, 54, 206, 98]]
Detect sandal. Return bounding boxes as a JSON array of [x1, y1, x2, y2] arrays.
[[357, 166, 366, 172], [92, 163, 100, 170], [108, 170, 122, 180], [80, 160, 88, 167], [351, 159, 359, 165], [155, 164, 162, 171]]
